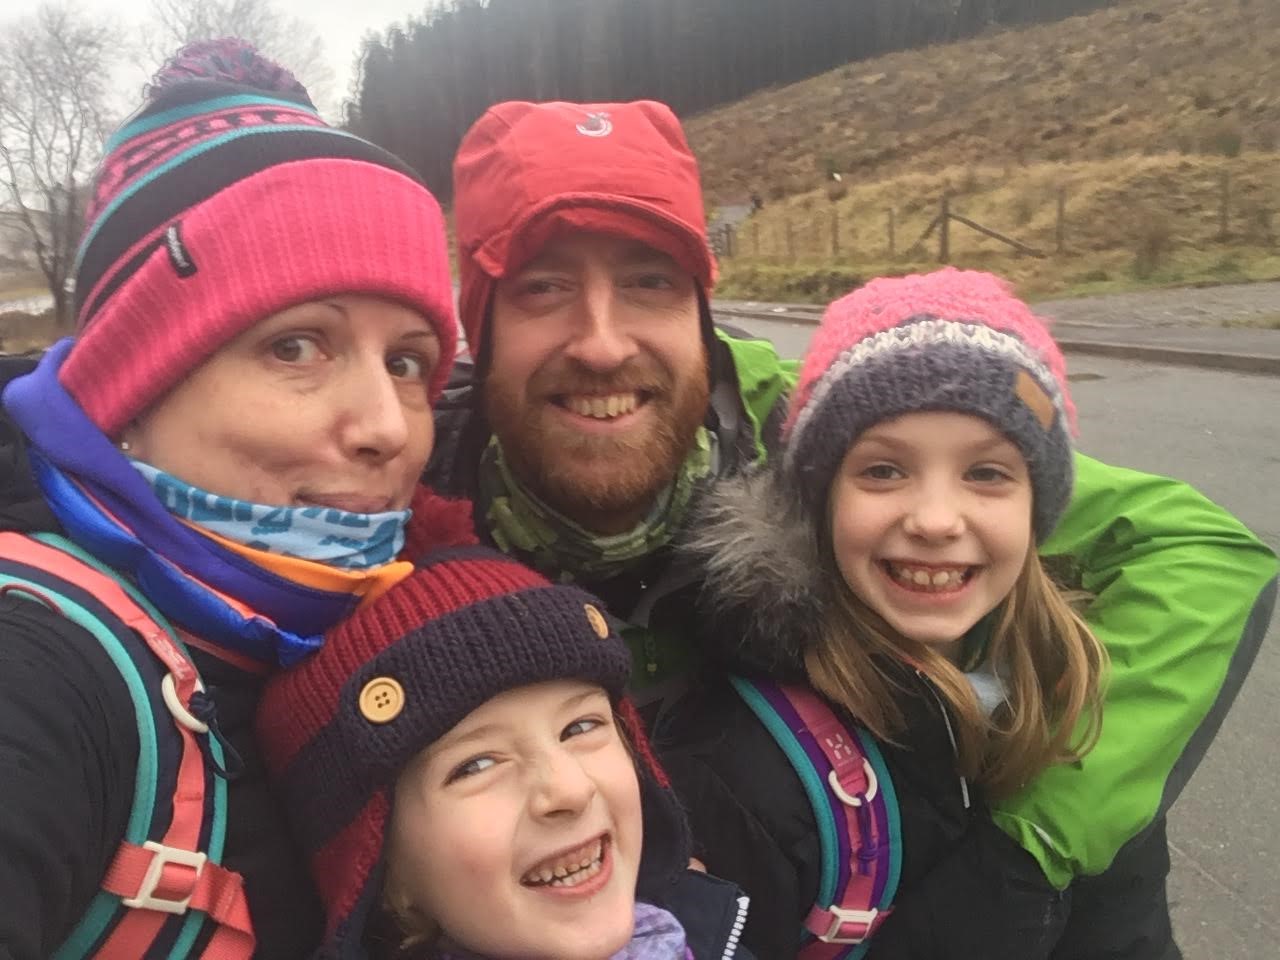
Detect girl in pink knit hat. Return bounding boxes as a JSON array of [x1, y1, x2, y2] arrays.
[[671, 267, 1108, 959]]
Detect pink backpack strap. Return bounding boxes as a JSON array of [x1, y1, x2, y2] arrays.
[[730, 677, 902, 959], [0, 532, 255, 959]]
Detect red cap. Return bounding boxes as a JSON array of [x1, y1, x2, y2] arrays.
[[452, 100, 718, 354]]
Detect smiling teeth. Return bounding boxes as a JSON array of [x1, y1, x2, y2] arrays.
[[522, 839, 604, 887], [565, 394, 639, 419], [889, 563, 969, 591]]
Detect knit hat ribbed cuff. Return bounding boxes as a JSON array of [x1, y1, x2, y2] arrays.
[[786, 331, 1074, 539]]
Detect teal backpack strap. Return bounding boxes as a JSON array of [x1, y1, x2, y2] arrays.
[[0, 532, 254, 959], [730, 675, 901, 959]]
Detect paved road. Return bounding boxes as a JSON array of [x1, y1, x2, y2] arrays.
[[730, 314, 1280, 960]]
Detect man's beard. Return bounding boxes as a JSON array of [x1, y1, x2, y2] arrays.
[[484, 351, 710, 533]]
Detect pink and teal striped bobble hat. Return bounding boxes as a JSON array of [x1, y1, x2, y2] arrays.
[[60, 39, 457, 436], [782, 268, 1077, 541]]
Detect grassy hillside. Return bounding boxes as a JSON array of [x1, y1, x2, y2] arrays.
[[684, 0, 1280, 301]]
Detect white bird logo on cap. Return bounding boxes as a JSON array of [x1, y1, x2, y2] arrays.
[[576, 112, 613, 137]]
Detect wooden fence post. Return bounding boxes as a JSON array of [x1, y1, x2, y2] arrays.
[[752, 221, 760, 258], [939, 194, 951, 264], [888, 207, 896, 258], [1056, 186, 1066, 254], [1219, 170, 1231, 240], [831, 208, 840, 258], [786, 217, 795, 262]]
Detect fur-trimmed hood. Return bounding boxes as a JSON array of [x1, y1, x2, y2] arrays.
[[683, 464, 831, 680]]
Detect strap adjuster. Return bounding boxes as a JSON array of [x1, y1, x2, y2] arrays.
[[828, 757, 879, 807], [816, 905, 881, 944], [121, 841, 207, 915]]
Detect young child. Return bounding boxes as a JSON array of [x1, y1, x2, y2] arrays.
[[257, 522, 752, 960], [665, 267, 1107, 958]]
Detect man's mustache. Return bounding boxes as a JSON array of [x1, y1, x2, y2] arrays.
[[531, 360, 670, 397]]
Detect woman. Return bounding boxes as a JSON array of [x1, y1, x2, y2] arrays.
[[0, 40, 456, 959]]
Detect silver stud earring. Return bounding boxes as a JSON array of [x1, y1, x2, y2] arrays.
[[119, 440, 131, 452]]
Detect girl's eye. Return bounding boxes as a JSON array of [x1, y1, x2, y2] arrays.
[[967, 465, 1013, 483], [860, 463, 903, 481], [387, 353, 427, 380], [562, 716, 606, 741], [446, 755, 496, 784], [270, 336, 321, 363]]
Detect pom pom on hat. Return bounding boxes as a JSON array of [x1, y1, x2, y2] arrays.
[[146, 37, 310, 100]]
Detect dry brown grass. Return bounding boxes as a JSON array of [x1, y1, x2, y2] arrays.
[[686, 0, 1280, 205], [689, 0, 1280, 300], [0, 309, 60, 354]]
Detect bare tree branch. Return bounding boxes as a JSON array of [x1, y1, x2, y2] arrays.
[[0, 2, 117, 326]]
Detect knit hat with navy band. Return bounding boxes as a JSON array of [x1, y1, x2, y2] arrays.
[[784, 268, 1077, 541], [257, 543, 690, 954], [60, 39, 457, 436]]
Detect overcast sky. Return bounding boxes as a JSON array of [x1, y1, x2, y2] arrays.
[[5, 0, 432, 118]]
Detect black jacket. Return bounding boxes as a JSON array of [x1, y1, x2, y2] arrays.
[[0, 356, 324, 959], [655, 664, 1068, 960]]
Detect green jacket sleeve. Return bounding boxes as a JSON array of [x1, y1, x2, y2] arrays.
[[993, 453, 1278, 889], [715, 329, 800, 461]]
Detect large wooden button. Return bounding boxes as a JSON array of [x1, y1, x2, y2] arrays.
[[359, 676, 405, 724], [584, 603, 609, 639]]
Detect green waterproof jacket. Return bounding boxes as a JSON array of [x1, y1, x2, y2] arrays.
[[1004, 455, 1277, 887]]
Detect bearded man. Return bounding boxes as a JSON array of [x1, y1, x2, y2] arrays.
[[425, 99, 1277, 960]]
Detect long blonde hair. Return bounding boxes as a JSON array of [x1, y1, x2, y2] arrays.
[[804, 524, 1107, 799]]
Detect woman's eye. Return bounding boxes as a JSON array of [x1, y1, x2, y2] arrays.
[[562, 716, 606, 740], [861, 463, 903, 481], [270, 336, 321, 363], [387, 353, 427, 380], [446, 755, 496, 784]]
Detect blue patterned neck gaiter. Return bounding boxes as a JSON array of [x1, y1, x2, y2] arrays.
[[130, 461, 410, 571]]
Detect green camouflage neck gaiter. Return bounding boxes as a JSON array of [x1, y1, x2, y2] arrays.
[[477, 429, 715, 583]]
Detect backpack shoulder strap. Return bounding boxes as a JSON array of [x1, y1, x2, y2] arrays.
[[729, 675, 901, 959], [0, 532, 254, 960]]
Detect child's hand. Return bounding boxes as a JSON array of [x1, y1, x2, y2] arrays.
[[687, 857, 707, 872]]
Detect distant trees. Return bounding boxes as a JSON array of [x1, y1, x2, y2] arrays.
[[348, 0, 1117, 199], [0, 3, 115, 326]]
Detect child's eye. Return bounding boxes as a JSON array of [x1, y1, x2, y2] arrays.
[[966, 465, 1013, 483], [562, 716, 608, 740], [446, 755, 496, 784], [860, 463, 903, 481]]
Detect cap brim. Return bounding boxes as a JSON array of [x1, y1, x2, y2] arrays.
[[483, 193, 718, 290]]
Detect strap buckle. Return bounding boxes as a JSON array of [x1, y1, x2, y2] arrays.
[[816, 905, 881, 945], [121, 840, 207, 915]]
